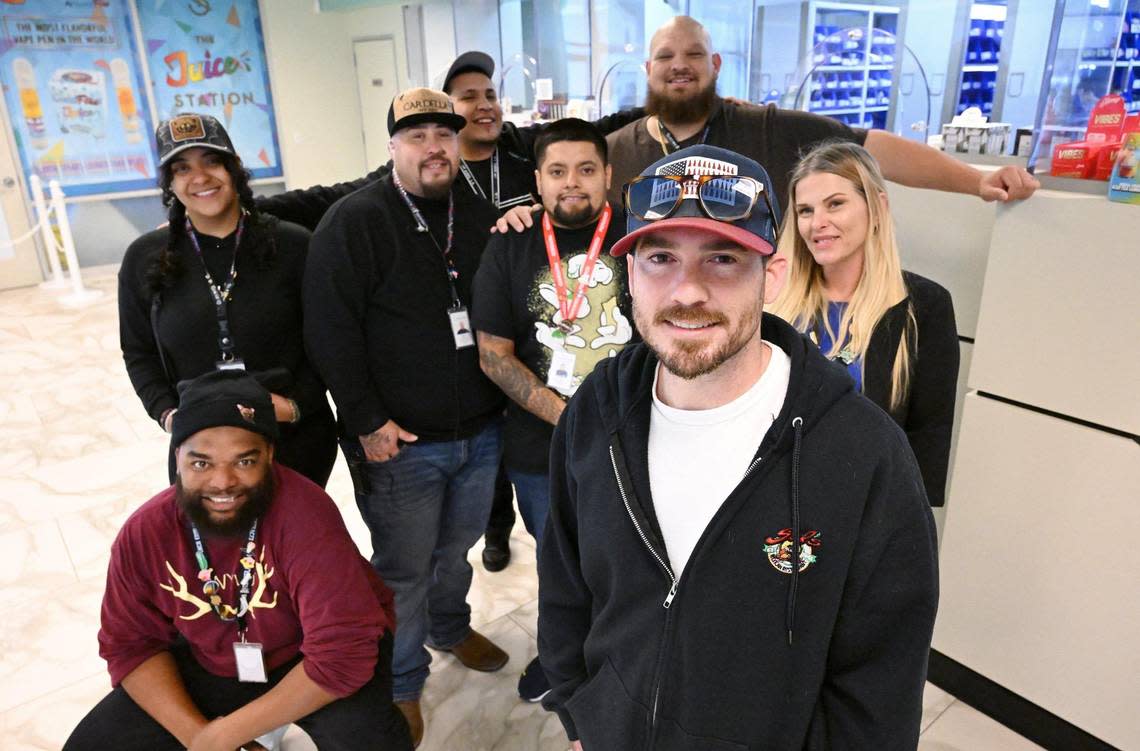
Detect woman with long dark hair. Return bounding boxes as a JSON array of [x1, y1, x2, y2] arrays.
[[771, 141, 959, 506], [119, 113, 336, 486]]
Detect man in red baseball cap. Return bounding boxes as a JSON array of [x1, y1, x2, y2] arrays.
[[538, 145, 939, 750]]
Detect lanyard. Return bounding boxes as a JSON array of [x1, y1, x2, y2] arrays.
[[541, 203, 613, 333], [656, 119, 711, 155], [186, 215, 245, 363], [392, 169, 460, 306], [189, 518, 259, 633], [459, 148, 500, 208]]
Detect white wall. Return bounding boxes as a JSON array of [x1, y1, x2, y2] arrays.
[[422, 1, 459, 89], [260, 0, 412, 188]]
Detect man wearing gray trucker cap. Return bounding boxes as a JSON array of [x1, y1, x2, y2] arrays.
[[538, 144, 938, 750]]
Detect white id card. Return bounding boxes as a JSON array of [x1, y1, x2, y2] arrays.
[[234, 640, 268, 683], [448, 307, 475, 349], [546, 349, 577, 393]]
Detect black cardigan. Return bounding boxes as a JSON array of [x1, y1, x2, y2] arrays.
[[862, 271, 960, 506]]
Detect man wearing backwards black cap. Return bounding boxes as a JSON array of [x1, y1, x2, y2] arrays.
[[304, 87, 508, 747], [538, 145, 938, 750], [64, 370, 411, 751]]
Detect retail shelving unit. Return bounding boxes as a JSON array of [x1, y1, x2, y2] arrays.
[[955, 1, 1007, 116], [805, 2, 899, 130]]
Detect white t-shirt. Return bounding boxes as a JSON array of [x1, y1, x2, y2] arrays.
[[648, 342, 791, 578]]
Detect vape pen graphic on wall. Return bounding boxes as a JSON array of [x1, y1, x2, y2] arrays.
[[13, 57, 48, 150], [110, 57, 143, 144]]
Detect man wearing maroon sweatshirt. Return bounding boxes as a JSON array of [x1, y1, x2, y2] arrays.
[[64, 370, 412, 751]]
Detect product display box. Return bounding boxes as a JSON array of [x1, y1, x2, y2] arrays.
[[1050, 95, 1138, 179], [940, 107, 1011, 155]]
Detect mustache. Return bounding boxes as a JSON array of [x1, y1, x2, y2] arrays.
[[654, 305, 727, 327]]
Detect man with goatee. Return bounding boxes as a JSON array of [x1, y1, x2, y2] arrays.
[[605, 15, 1039, 211], [471, 118, 634, 703], [64, 370, 411, 750], [303, 87, 508, 747]]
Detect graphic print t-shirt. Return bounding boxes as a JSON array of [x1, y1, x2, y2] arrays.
[[472, 211, 633, 472]]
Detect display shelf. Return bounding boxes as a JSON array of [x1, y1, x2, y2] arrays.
[[956, 2, 1006, 116], [806, 2, 899, 130]]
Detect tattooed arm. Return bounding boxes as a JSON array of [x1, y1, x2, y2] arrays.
[[477, 331, 566, 426]]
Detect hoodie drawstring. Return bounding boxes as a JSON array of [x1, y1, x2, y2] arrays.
[[787, 416, 804, 646]]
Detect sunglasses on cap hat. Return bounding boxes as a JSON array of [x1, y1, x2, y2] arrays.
[[624, 174, 776, 225], [610, 145, 780, 257]]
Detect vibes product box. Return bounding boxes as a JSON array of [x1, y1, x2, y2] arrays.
[[1051, 95, 1126, 179]]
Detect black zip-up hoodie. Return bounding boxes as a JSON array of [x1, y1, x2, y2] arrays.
[[303, 176, 504, 441], [539, 314, 938, 750]]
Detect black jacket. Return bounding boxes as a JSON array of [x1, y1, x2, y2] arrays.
[[863, 271, 959, 507], [118, 219, 327, 423], [539, 314, 938, 751], [303, 177, 504, 441]]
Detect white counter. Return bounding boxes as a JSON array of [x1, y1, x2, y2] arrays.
[[890, 182, 1140, 750]]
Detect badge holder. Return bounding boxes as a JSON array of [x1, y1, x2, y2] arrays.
[[234, 631, 268, 683], [547, 322, 578, 393], [449, 303, 475, 349]]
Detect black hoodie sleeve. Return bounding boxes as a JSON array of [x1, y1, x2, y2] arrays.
[[256, 165, 389, 231], [904, 281, 959, 507], [303, 196, 390, 437], [538, 405, 591, 742], [117, 235, 178, 424], [806, 428, 939, 749]]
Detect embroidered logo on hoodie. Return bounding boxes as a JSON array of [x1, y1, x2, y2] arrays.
[[763, 528, 821, 574]]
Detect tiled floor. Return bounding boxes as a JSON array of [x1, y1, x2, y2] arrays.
[[0, 267, 1044, 751]]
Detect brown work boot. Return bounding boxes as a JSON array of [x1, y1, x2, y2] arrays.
[[446, 629, 509, 672], [395, 699, 424, 748]]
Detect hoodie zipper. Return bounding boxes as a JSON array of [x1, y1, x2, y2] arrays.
[[608, 444, 675, 604], [611, 443, 767, 744], [608, 443, 675, 739]]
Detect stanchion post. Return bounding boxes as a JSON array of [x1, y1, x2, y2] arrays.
[[31, 174, 67, 290], [48, 180, 103, 307]]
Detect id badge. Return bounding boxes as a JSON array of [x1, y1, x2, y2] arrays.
[[233, 640, 268, 683], [216, 358, 246, 372], [546, 349, 577, 394], [448, 306, 475, 349]]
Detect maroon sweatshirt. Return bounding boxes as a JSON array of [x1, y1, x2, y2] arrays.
[[98, 465, 395, 697]]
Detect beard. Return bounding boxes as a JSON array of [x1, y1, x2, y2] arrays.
[[646, 77, 719, 126], [176, 470, 276, 538], [635, 301, 760, 380], [549, 195, 604, 228]]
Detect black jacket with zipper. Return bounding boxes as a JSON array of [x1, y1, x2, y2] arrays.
[[303, 176, 504, 441], [539, 314, 939, 751]]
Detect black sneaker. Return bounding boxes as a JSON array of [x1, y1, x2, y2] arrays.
[[517, 656, 550, 703], [482, 532, 511, 572]]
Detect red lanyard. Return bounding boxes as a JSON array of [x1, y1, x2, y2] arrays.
[[542, 203, 612, 329]]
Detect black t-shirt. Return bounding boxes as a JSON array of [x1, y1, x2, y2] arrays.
[[606, 99, 868, 214], [458, 148, 537, 212], [471, 211, 632, 472]]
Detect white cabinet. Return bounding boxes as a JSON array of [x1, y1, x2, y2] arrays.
[[936, 392, 1140, 750]]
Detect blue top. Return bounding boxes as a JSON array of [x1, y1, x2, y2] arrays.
[[815, 301, 863, 391]]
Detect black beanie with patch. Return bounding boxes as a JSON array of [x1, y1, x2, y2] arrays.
[[171, 370, 279, 449]]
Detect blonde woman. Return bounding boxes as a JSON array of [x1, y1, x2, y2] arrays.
[[771, 141, 959, 506]]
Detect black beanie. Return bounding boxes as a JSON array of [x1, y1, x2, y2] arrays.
[[171, 370, 279, 448]]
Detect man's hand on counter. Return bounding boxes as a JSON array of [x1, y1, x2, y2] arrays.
[[979, 165, 1041, 202]]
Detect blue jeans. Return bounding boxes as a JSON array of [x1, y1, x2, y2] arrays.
[[507, 469, 551, 552], [341, 421, 502, 702]]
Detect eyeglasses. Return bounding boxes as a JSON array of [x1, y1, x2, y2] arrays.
[[623, 174, 775, 224]]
